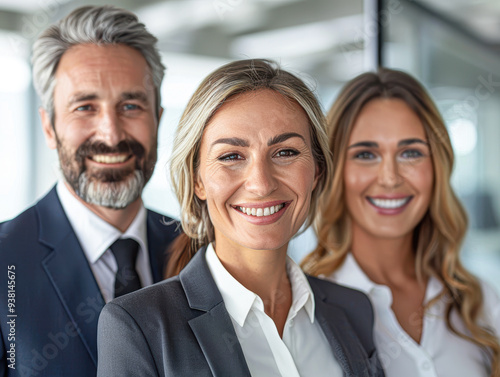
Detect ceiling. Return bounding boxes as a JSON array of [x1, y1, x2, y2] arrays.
[[0, 0, 498, 44], [0, 0, 498, 100]]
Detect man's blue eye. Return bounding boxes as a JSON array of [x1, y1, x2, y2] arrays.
[[76, 105, 91, 111], [124, 104, 139, 110]]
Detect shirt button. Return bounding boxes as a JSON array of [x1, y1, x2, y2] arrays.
[[289, 319, 294, 327]]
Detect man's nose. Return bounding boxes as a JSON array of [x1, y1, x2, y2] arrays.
[[244, 158, 278, 197], [94, 106, 125, 146]]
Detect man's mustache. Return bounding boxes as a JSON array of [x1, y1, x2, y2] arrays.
[[74, 139, 145, 165]]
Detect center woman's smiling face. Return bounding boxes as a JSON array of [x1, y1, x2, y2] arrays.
[[195, 89, 318, 253]]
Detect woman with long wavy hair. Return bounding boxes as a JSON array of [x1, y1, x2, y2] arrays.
[[302, 68, 500, 377]]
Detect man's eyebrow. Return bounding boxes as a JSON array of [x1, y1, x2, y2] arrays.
[[398, 138, 429, 147], [67, 93, 98, 106], [121, 91, 149, 103], [347, 141, 378, 149], [211, 137, 249, 148], [268, 132, 305, 146]]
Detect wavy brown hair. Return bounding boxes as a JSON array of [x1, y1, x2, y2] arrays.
[[302, 68, 500, 376], [165, 59, 332, 278]]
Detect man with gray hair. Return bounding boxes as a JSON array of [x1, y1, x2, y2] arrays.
[[0, 6, 178, 376]]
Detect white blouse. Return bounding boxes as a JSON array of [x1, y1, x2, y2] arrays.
[[328, 253, 500, 377], [205, 243, 343, 377]]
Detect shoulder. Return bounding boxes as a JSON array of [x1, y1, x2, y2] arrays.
[[146, 209, 181, 237], [308, 274, 373, 313], [146, 209, 179, 228], [0, 203, 39, 250], [308, 274, 375, 342], [477, 278, 500, 332], [102, 276, 189, 323]]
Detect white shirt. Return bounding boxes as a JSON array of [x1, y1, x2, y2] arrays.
[[329, 253, 500, 377], [205, 244, 343, 377], [57, 181, 153, 302]]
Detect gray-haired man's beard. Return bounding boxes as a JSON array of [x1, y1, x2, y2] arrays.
[[76, 169, 144, 209], [56, 137, 156, 209]]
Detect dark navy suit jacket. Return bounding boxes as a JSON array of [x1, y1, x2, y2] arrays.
[[97, 246, 384, 377], [0, 187, 179, 377]]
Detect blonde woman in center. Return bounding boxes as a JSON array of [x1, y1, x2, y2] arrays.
[[97, 59, 384, 377], [303, 68, 500, 377]]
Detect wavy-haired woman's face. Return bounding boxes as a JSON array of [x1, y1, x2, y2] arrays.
[[344, 98, 434, 241], [194, 89, 318, 254]]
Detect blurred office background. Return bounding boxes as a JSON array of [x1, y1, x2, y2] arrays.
[[0, 0, 499, 289]]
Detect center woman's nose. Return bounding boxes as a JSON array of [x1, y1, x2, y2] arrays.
[[244, 157, 279, 197]]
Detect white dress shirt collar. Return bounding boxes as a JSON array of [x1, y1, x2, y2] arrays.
[[332, 252, 443, 307], [205, 243, 315, 327], [57, 181, 148, 262], [206, 244, 342, 377]]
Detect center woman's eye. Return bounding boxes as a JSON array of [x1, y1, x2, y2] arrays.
[[275, 149, 299, 157], [218, 153, 243, 161]]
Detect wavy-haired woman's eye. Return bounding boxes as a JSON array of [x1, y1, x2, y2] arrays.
[[353, 151, 375, 160], [401, 149, 423, 159]]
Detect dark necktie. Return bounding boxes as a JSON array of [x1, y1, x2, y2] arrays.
[[110, 238, 142, 298]]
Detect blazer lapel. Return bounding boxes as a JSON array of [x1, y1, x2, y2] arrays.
[[180, 247, 251, 377], [37, 188, 105, 366], [312, 284, 371, 377]]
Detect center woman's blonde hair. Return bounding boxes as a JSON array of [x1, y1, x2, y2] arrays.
[[302, 67, 500, 376], [166, 59, 332, 277]]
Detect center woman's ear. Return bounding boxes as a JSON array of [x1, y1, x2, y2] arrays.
[[194, 176, 207, 200], [312, 163, 320, 190]]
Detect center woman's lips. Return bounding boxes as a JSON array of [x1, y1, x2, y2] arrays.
[[231, 201, 290, 224]]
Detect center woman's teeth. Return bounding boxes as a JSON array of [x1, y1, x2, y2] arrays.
[[369, 197, 411, 209], [238, 204, 285, 217], [92, 154, 129, 164]]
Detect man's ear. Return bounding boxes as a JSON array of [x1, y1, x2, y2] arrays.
[[40, 108, 57, 150], [194, 176, 206, 200]]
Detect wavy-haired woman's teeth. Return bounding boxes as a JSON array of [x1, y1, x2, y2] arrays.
[[368, 197, 411, 209]]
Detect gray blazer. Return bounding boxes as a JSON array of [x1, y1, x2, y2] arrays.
[[97, 247, 384, 376]]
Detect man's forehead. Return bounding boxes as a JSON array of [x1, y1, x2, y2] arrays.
[[57, 44, 149, 79], [53, 44, 154, 100]]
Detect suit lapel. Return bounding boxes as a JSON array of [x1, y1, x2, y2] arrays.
[[311, 281, 370, 377], [37, 188, 104, 366], [180, 247, 251, 377]]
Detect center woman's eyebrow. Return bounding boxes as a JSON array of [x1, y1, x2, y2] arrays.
[[347, 138, 428, 149], [210, 132, 305, 149], [211, 137, 249, 148], [268, 132, 305, 146]]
